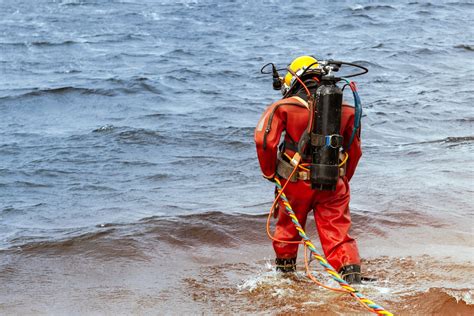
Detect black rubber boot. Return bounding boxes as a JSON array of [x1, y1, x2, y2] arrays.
[[275, 257, 296, 273], [339, 264, 362, 284]]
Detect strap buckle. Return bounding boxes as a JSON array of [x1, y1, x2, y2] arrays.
[[325, 134, 343, 148], [311, 133, 343, 148]]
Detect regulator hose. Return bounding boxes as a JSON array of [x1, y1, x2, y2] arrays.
[[343, 79, 362, 150]]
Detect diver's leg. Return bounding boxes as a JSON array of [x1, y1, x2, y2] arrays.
[[313, 177, 361, 283], [273, 179, 312, 272]]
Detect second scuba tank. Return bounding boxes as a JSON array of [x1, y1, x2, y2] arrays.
[[310, 79, 343, 191]]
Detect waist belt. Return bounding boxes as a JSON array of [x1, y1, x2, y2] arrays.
[[276, 157, 310, 182], [276, 153, 347, 182]]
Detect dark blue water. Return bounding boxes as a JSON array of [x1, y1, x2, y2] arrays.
[[0, 1, 473, 314], [2, 0, 472, 248]]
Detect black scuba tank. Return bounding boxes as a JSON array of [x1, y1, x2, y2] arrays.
[[310, 78, 343, 191]]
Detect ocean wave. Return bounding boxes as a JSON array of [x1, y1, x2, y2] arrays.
[[0, 35, 150, 49], [0, 86, 117, 100], [0, 40, 78, 47], [58, 0, 100, 6], [351, 209, 447, 237], [115, 128, 166, 145], [388, 47, 447, 58], [0, 77, 162, 100], [92, 124, 116, 133], [4, 209, 452, 254], [1, 207, 23, 215], [455, 117, 474, 123], [408, 2, 446, 8], [143, 173, 171, 181], [140, 112, 189, 119], [92, 125, 168, 146], [67, 184, 117, 192], [349, 4, 397, 11], [161, 48, 195, 58], [28, 40, 77, 47], [443, 136, 474, 143], [8, 229, 149, 260], [351, 13, 375, 20], [447, 1, 474, 7], [1, 212, 265, 254], [12, 180, 52, 188], [455, 44, 474, 51], [141, 212, 267, 244], [31, 168, 75, 177], [406, 136, 474, 148]]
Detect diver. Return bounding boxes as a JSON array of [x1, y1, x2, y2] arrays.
[[254, 56, 364, 284]]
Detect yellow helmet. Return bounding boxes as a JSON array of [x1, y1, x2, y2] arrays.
[[284, 55, 319, 87]]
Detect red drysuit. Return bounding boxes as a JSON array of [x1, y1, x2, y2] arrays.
[[254, 96, 362, 271]]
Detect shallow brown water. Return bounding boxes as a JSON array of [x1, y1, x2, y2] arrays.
[[1, 212, 472, 315]]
